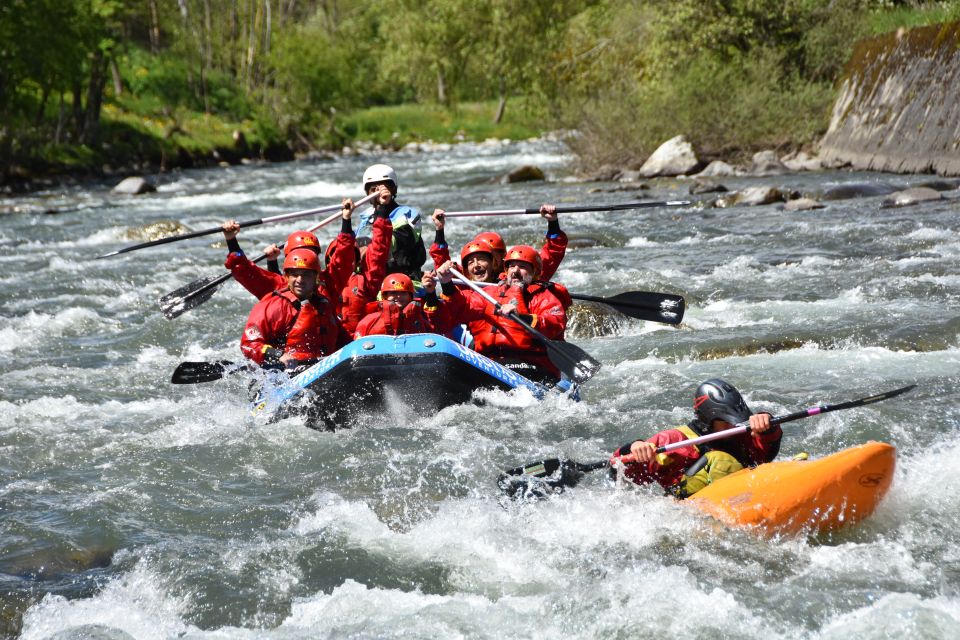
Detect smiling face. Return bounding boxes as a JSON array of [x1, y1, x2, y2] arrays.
[[383, 290, 412, 306], [464, 252, 495, 283], [285, 269, 318, 300]]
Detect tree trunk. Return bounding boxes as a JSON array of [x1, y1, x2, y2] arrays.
[[201, 0, 212, 112], [110, 58, 123, 96], [493, 75, 506, 124], [264, 0, 271, 55], [148, 0, 161, 53], [55, 92, 66, 145], [437, 67, 447, 105], [83, 49, 108, 145], [35, 86, 50, 125], [72, 81, 84, 142]]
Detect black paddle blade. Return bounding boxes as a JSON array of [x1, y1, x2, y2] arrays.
[[498, 458, 585, 499], [171, 360, 237, 384], [605, 291, 685, 324], [158, 274, 227, 320], [546, 340, 602, 384]]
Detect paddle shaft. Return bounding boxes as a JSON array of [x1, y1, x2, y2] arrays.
[[158, 192, 378, 317], [448, 266, 600, 383], [100, 193, 375, 258], [441, 201, 690, 218]]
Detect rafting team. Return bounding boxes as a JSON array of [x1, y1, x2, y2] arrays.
[[221, 164, 782, 499]]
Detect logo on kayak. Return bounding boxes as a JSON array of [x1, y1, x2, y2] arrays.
[[858, 473, 885, 487]]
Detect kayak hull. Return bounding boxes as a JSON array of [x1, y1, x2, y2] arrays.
[[251, 333, 575, 427], [688, 441, 896, 536]]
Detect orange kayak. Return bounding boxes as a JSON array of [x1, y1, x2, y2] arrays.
[[687, 441, 896, 535]]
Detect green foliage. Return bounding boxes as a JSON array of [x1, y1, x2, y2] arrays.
[[335, 100, 542, 147], [868, 1, 960, 34]]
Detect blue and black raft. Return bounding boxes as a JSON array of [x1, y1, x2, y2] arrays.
[[250, 333, 579, 428]]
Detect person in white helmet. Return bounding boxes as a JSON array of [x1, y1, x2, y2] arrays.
[[353, 164, 427, 281]]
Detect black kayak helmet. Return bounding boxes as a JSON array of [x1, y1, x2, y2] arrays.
[[693, 379, 753, 429]]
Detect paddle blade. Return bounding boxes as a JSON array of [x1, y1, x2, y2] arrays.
[[605, 291, 685, 324], [159, 274, 226, 320], [498, 458, 583, 499], [546, 340, 602, 384], [171, 360, 237, 384]]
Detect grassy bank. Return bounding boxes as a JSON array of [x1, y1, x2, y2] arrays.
[[2, 98, 546, 192]]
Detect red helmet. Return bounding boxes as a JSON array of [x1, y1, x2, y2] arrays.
[[473, 231, 506, 255], [285, 230, 320, 254], [283, 248, 321, 273], [504, 245, 542, 274], [380, 273, 415, 294], [460, 241, 493, 264], [325, 238, 362, 268]]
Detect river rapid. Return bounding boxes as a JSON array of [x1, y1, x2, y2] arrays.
[[2, 139, 959, 639]]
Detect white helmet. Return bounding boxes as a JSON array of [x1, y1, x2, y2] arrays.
[[362, 164, 398, 192]]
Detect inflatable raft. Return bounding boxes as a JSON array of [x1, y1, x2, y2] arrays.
[[251, 333, 577, 426], [688, 441, 896, 535]]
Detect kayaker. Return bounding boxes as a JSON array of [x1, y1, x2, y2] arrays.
[[221, 199, 357, 301], [240, 248, 349, 369], [609, 379, 783, 498], [352, 164, 427, 281], [440, 246, 570, 383], [428, 204, 567, 281], [353, 272, 441, 338]]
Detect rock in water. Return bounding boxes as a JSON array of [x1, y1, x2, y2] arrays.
[[881, 187, 944, 208], [111, 176, 156, 195], [783, 197, 825, 211], [124, 221, 190, 241], [639, 135, 699, 177], [502, 165, 545, 184], [567, 303, 622, 338]]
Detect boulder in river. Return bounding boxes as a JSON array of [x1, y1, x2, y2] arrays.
[[112, 176, 156, 195], [689, 180, 728, 195], [781, 151, 822, 172], [715, 186, 787, 207], [880, 187, 944, 208], [502, 165, 545, 184], [694, 160, 741, 177], [821, 183, 899, 201], [639, 135, 700, 177], [749, 150, 789, 176], [783, 197, 825, 211]]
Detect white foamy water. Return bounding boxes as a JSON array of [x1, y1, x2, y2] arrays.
[[3, 146, 960, 638]]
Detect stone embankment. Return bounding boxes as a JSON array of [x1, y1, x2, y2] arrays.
[[819, 22, 960, 176]]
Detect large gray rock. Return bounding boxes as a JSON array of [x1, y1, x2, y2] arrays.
[[781, 151, 822, 172], [881, 187, 944, 207], [783, 197, 825, 211], [695, 160, 740, 177], [639, 135, 699, 177], [750, 150, 788, 176], [822, 183, 899, 201], [112, 176, 156, 195], [502, 165, 545, 184], [715, 186, 787, 207]]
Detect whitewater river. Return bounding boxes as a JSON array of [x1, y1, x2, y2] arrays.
[[2, 139, 959, 639]]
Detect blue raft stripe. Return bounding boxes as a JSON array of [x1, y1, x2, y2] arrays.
[[251, 333, 565, 415]]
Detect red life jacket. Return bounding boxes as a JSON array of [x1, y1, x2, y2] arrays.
[[276, 290, 340, 360], [469, 283, 541, 354], [355, 300, 431, 337], [338, 273, 370, 335]]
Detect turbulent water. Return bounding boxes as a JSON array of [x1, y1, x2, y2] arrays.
[[2, 139, 959, 639]]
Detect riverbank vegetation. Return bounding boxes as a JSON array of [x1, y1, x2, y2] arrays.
[[2, 0, 958, 188]]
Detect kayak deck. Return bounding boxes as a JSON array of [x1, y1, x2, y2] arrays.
[[688, 441, 896, 536]]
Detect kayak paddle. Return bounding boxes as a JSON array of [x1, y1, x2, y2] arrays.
[[99, 192, 374, 259], [498, 384, 917, 498], [441, 200, 691, 218], [449, 267, 602, 384], [158, 192, 377, 319]]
